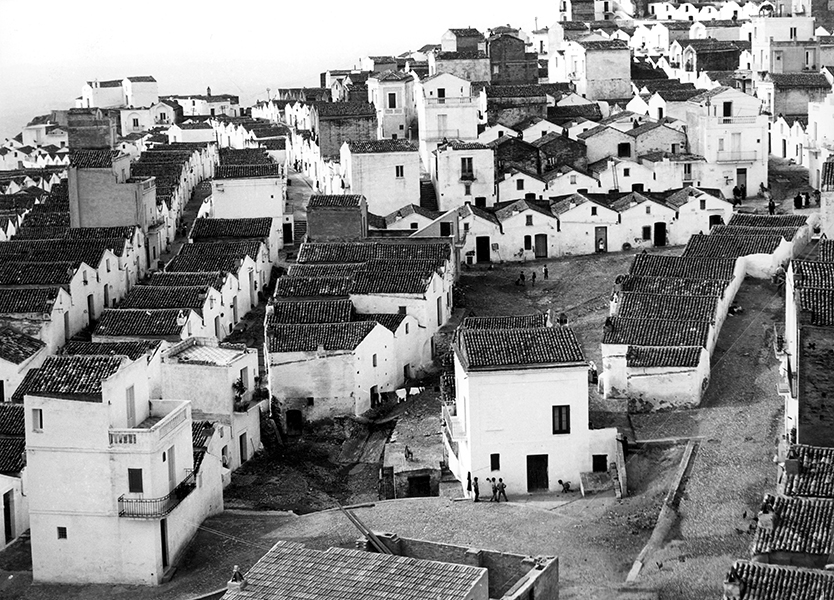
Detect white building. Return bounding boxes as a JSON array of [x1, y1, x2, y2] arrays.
[[415, 73, 480, 167], [432, 140, 495, 211], [367, 71, 417, 140], [445, 319, 618, 494], [210, 163, 285, 220], [0, 403, 28, 550], [0, 328, 47, 403], [24, 355, 223, 585], [340, 140, 421, 215]]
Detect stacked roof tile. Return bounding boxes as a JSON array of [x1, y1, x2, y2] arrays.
[[817, 239, 834, 262], [94, 309, 191, 338], [268, 299, 353, 325], [352, 312, 406, 332], [0, 288, 60, 314], [459, 327, 584, 368], [219, 148, 272, 165], [69, 149, 113, 169], [783, 444, 834, 498], [723, 560, 834, 599], [625, 346, 702, 368], [711, 225, 800, 241], [214, 164, 283, 179], [0, 328, 45, 364], [297, 242, 450, 264], [120, 286, 209, 312], [752, 494, 834, 557], [267, 322, 377, 352], [23, 355, 124, 401], [682, 234, 785, 258], [602, 317, 710, 347], [461, 314, 548, 329], [307, 195, 364, 208], [274, 276, 353, 297], [165, 255, 243, 273], [617, 293, 718, 322], [629, 254, 738, 280], [286, 264, 363, 277], [0, 261, 75, 286], [346, 140, 418, 153], [617, 275, 728, 297], [146, 271, 227, 290], [0, 403, 25, 473], [314, 101, 375, 118], [792, 261, 834, 289], [190, 217, 273, 240], [61, 340, 162, 361], [728, 214, 808, 228]]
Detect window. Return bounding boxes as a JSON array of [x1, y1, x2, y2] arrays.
[[718, 138, 725, 151], [645, 205, 651, 214], [405, 323, 409, 334], [461, 157, 474, 179], [699, 199, 706, 210], [490, 453, 500, 471], [132, 118, 139, 128], [684, 163, 692, 179], [395, 165, 404, 178], [373, 354, 378, 367], [57, 527, 67, 540], [524, 235, 532, 250], [552, 405, 570, 434], [617, 143, 631, 158], [623, 168, 630, 177], [526, 215, 533, 226], [106, 259, 111, 273], [388, 92, 397, 109], [128, 468, 143, 493], [126, 385, 136, 428], [790, 27, 797, 39], [307, 397, 315, 407], [517, 179, 524, 191], [32, 408, 43, 432], [642, 226, 652, 240], [464, 183, 472, 195], [398, 306, 406, 314], [569, 174, 577, 184], [410, 222, 418, 229], [591, 206, 597, 216], [463, 222, 470, 231]]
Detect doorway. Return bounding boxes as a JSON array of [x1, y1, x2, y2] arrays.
[[87, 294, 95, 327], [286, 410, 303, 436], [594, 226, 607, 253], [592, 454, 609, 473], [408, 475, 432, 497], [282, 222, 293, 244], [214, 315, 221, 338], [160, 519, 169, 570], [782, 139, 787, 158], [534, 234, 548, 258], [475, 236, 491, 262], [736, 168, 747, 191], [3, 490, 13, 545], [104, 285, 110, 309], [239, 432, 248, 463], [526, 454, 549, 492], [370, 386, 380, 407], [653, 222, 667, 247], [709, 214, 723, 228]]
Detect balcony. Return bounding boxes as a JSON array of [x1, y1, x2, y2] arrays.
[[426, 97, 477, 105], [442, 403, 466, 441], [109, 400, 189, 451], [384, 108, 405, 115], [716, 150, 758, 162], [423, 129, 463, 141], [118, 472, 196, 518], [460, 172, 476, 181], [714, 116, 759, 125]]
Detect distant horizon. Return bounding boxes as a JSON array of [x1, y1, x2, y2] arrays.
[[0, 1, 555, 141]]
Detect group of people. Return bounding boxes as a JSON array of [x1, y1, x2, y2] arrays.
[[516, 265, 548, 286], [731, 184, 747, 206], [793, 190, 821, 210], [469, 476, 508, 502]]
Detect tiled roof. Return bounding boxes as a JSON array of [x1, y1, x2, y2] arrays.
[[724, 560, 834, 600], [0, 239, 118, 265], [94, 309, 191, 338], [179, 241, 262, 261], [69, 149, 113, 169], [820, 239, 834, 262], [224, 542, 484, 600], [0, 403, 25, 437], [287, 264, 363, 277], [274, 276, 353, 297], [314, 101, 376, 118], [727, 213, 808, 228], [267, 322, 377, 352], [351, 271, 432, 294], [0, 437, 25, 474], [190, 217, 273, 240], [24, 355, 124, 401], [797, 288, 834, 326], [459, 327, 584, 368], [682, 234, 785, 258], [436, 50, 488, 60], [384, 204, 440, 224], [462, 314, 548, 329], [440, 139, 489, 151], [165, 254, 244, 273], [617, 293, 718, 322], [86, 79, 121, 87], [297, 241, 450, 264], [602, 317, 710, 347], [61, 340, 162, 361], [146, 271, 227, 290], [547, 103, 603, 124], [626, 346, 702, 368], [0, 328, 45, 365], [793, 261, 834, 289], [10, 368, 39, 403], [629, 254, 738, 280], [346, 140, 418, 153], [0, 261, 75, 285], [783, 444, 834, 498], [655, 88, 703, 102], [126, 75, 156, 82], [308, 195, 364, 208], [711, 225, 800, 241], [219, 148, 272, 165], [822, 161, 834, 192], [268, 299, 353, 325], [177, 121, 213, 130], [618, 275, 728, 297], [752, 493, 834, 557], [353, 312, 406, 332], [214, 164, 282, 179], [577, 39, 629, 50], [120, 286, 209, 311], [687, 86, 733, 104], [0, 287, 60, 314], [449, 27, 483, 37], [769, 72, 831, 88]]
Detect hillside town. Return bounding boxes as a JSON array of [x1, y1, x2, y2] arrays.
[[2, 2, 834, 599]]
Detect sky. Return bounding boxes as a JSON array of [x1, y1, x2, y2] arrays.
[[0, 0, 556, 140]]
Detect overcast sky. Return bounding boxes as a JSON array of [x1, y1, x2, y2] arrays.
[[0, 0, 557, 140]]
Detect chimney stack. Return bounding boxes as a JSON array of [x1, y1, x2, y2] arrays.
[[227, 565, 246, 591]]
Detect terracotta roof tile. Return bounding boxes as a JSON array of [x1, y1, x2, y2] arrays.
[[297, 241, 450, 264], [0, 403, 25, 437], [724, 560, 834, 599], [792, 260, 834, 289], [120, 285, 209, 312], [625, 346, 702, 368], [165, 255, 243, 273], [24, 355, 124, 401], [94, 308, 192, 338], [0, 261, 75, 286], [617, 292, 718, 321], [69, 149, 113, 168], [351, 270, 432, 294], [602, 317, 710, 347], [219, 148, 272, 165], [313, 101, 376, 118], [346, 140, 418, 153], [267, 322, 377, 352], [268, 299, 353, 325], [797, 288, 834, 326], [783, 444, 834, 498], [459, 327, 584, 368], [461, 314, 548, 329], [353, 312, 406, 332], [617, 275, 728, 296], [62, 340, 162, 361], [0, 437, 25, 474], [0, 328, 45, 364], [308, 195, 364, 208], [728, 214, 808, 228], [178, 241, 263, 262], [712, 225, 800, 241], [819, 239, 834, 262], [146, 271, 227, 290], [682, 234, 785, 258], [629, 254, 738, 280], [286, 264, 363, 277], [0, 287, 60, 314], [214, 164, 282, 179], [274, 276, 353, 297], [752, 493, 834, 557], [190, 217, 273, 240]]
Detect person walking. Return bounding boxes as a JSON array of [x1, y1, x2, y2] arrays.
[[473, 477, 480, 502], [768, 198, 776, 215], [740, 184, 746, 201], [490, 478, 498, 502], [519, 271, 526, 286], [497, 478, 508, 502], [531, 271, 537, 287], [794, 192, 803, 210], [543, 265, 549, 280]]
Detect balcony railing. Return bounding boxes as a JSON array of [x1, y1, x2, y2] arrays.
[[384, 108, 405, 115], [460, 172, 476, 181], [426, 97, 477, 105], [716, 150, 758, 162], [118, 472, 196, 518], [442, 403, 466, 440], [714, 116, 758, 125], [109, 401, 188, 450], [423, 129, 464, 141]]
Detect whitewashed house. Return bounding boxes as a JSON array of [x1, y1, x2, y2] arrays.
[[0, 328, 47, 403], [0, 403, 28, 550], [415, 73, 480, 167], [432, 140, 495, 211], [367, 71, 417, 140], [340, 140, 420, 215]]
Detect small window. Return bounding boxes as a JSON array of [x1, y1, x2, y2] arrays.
[[699, 199, 706, 210], [405, 323, 409, 334], [718, 138, 725, 151], [32, 408, 43, 432], [517, 179, 524, 191], [307, 397, 315, 407], [132, 118, 139, 128], [387, 92, 397, 109], [395, 165, 404, 178], [410, 222, 418, 230], [128, 468, 143, 493], [106, 259, 111, 273], [463, 222, 470, 231], [526, 215, 533, 226], [569, 174, 577, 184], [57, 527, 67, 540], [591, 206, 597, 216], [490, 453, 500, 471], [552, 405, 570, 434], [373, 354, 378, 367], [642, 226, 652, 240], [524, 235, 532, 250], [398, 306, 406, 314], [623, 168, 630, 177], [617, 142, 631, 158], [645, 205, 651, 214]]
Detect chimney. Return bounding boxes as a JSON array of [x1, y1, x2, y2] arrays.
[[227, 565, 246, 591], [207, 86, 212, 97], [723, 575, 744, 600], [758, 510, 779, 532], [603, 316, 614, 334], [176, 310, 187, 327]]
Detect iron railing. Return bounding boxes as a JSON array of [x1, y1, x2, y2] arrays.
[[118, 472, 196, 518]]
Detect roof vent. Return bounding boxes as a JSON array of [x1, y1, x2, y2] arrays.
[[227, 565, 246, 591]]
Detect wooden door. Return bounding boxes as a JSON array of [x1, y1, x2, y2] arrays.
[[526, 455, 549, 492]]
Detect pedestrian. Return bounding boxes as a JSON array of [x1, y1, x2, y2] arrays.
[[732, 185, 740, 205], [804, 192, 811, 208], [498, 478, 508, 502], [597, 238, 605, 253], [531, 271, 537, 287], [519, 271, 526, 286], [740, 184, 746, 200], [768, 198, 776, 215], [543, 265, 549, 280], [814, 189, 822, 206], [490, 478, 498, 502], [466, 472, 472, 497], [473, 477, 480, 502], [794, 193, 803, 210]]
